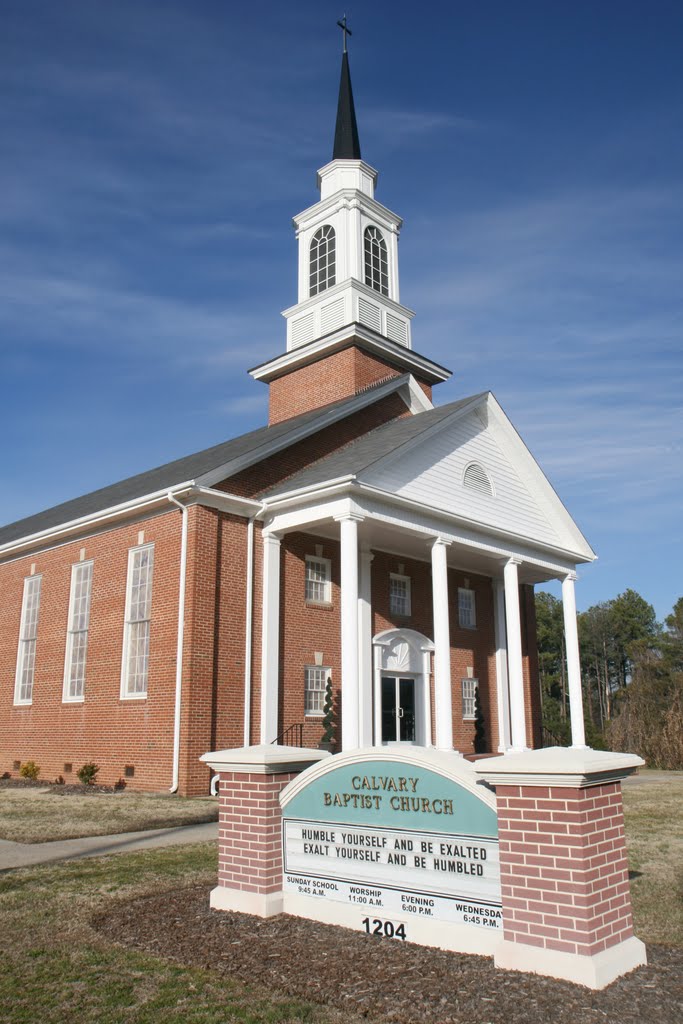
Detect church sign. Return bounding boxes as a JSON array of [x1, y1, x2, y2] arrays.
[[280, 748, 502, 954]]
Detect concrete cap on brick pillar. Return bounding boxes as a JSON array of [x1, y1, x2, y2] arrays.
[[200, 743, 331, 776], [472, 746, 645, 789]]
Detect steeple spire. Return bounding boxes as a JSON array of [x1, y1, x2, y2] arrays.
[[333, 18, 361, 160]]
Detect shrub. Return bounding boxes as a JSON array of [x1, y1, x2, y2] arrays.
[[19, 761, 40, 780], [77, 762, 100, 786], [54, 775, 65, 785], [321, 677, 336, 748]]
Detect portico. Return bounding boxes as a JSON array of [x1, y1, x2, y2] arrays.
[[257, 471, 591, 755]]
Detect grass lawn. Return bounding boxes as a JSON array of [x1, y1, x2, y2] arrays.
[[622, 771, 683, 947], [0, 843, 341, 1024], [0, 787, 218, 843], [0, 773, 679, 1023]]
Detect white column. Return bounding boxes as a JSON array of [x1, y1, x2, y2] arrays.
[[338, 514, 363, 750], [562, 572, 588, 749], [493, 580, 512, 752], [260, 532, 281, 744], [503, 557, 528, 752], [358, 549, 374, 747], [373, 643, 383, 745], [431, 538, 454, 751]]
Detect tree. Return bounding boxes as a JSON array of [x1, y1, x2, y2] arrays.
[[607, 596, 683, 768], [321, 677, 336, 750], [535, 592, 570, 741]]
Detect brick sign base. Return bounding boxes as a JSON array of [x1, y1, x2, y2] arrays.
[[202, 744, 646, 990]]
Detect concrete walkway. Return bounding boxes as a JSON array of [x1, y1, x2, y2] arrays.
[[0, 820, 218, 871]]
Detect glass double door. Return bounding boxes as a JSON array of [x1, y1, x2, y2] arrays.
[[381, 675, 416, 744]]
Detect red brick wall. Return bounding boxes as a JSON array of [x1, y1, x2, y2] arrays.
[[0, 510, 183, 791], [265, 536, 521, 757], [496, 782, 635, 956], [268, 344, 433, 424]]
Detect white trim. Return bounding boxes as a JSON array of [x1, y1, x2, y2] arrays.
[[62, 560, 93, 704], [461, 677, 478, 721], [494, 935, 647, 990], [120, 543, 154, 701], [0, 484, 195, 562], [249, 321, 451, 385], [167, 492, 189, 792]]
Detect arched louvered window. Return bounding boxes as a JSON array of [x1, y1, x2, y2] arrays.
[[364, 225, 389, 296], [309, 225, 336, 297], [463, 463, 493, 497]]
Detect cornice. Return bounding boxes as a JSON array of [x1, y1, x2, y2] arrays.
[[249, 322, 451, 385]]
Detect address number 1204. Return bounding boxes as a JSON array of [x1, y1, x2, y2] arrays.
[[361, 917, 407, 941]]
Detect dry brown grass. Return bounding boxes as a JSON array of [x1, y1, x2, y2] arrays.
[[622, 771, 683, 946], [0, 786, 217, 843]]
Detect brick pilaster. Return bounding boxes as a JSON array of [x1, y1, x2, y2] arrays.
[[200, 744, 330, 918], [475, 748, 647, 989], [496, 782, 634, 956]]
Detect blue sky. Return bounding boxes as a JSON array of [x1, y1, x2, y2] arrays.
[[1, 1, 681, 621]]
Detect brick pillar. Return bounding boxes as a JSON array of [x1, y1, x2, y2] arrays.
[[475, 748, 647, 989], [200, 744, 330, 917]]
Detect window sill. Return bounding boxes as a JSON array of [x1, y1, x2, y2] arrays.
[[458, 624, 477, 631], [304, 713, 324, 719], [120, 693, 148, 701], [305, 601, 334, 610], [62, 697, 85, 705], [13, 700, 32, 707]]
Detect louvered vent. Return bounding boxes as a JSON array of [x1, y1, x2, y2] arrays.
[[320, 297, 345, 335], [358, 296, 382, 333], [291, 312, 316, 348], [385, 312, 408, 346], [463, 463, 493, 496]]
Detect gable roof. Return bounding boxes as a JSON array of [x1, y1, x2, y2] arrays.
[[264, 391, 596, 562], [262, 393, 486, 496], [0, 374, 415, 549]]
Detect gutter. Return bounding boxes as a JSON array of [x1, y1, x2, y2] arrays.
[[167, 491, 189, 794]]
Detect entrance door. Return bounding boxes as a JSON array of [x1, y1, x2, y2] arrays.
[[381, 676, 416, 744]]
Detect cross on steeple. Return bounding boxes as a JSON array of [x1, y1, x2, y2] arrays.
[[337, 14, 352, 54]]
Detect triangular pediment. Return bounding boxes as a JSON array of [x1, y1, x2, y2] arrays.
[[361, 394, 595, 560]]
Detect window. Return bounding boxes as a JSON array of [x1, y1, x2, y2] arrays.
[[63, 561, 93, 701], [305, 666, 329, 716], [389, 574, 411, 617], [309, 225, 336, 297], [462, 678, 479, 720], [305, 555, 331, 604], [458, 587, 476, 629], [121, 545, 154, 698], [364, 226, 388, 296], [14, 575, 42, 705]]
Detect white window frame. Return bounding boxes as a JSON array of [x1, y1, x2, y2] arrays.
[[63, 560, 93, 703], [14, 575, 42, 706], [304, 665, 330, 717], [458, 587, 477, 629], [305, 555, 332, 605], [462, 677, 479, 720], [120, 544, 154, 700], [389, 573, 411, 617]]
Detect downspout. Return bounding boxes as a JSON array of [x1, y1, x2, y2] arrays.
[[243, 505, 265, 746], [167, 491, 189, 793]]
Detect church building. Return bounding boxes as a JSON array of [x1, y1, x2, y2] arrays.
[[0, 46, 595, 795]]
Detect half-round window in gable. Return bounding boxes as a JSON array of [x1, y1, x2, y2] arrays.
[[364, 225, 389, 296], [463, 462, 494, 497], [309, 225, 336, 297]]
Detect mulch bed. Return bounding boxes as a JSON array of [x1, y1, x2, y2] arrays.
[[94, 884, 683, 1024], [0, 778, 118, 795]]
